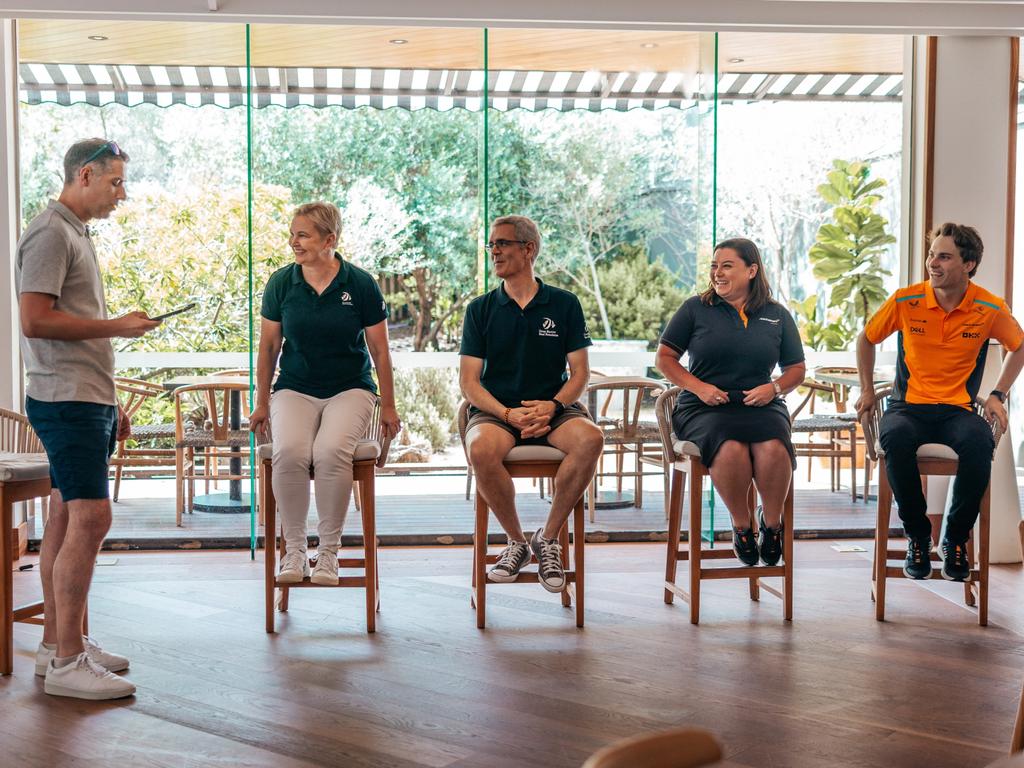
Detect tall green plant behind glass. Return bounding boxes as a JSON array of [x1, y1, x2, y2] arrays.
[[805, 159, 896, 350]]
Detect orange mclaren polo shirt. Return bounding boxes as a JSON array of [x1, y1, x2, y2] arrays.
[[865, 280, 1024, 409]]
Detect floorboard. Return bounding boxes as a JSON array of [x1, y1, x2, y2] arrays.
[[4, 542, 1022, 767]]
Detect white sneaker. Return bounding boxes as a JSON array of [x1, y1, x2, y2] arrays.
[[278, 550, 310, 583], [44, 653, 136, 700], [310, 550, 340, 586], [35, 635, 130, 677]]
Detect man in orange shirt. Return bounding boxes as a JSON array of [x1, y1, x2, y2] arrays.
[[855, 223, 1024, 581]]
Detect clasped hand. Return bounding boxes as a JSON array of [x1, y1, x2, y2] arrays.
[[508, 399, 557, 438], [697, 383, 776, 407]]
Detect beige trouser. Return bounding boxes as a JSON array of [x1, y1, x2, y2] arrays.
[[269, 387, 376, 555]]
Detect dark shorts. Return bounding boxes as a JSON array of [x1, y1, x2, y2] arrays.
[[25, 396, 118, 502], [467, 402, 591, 446]]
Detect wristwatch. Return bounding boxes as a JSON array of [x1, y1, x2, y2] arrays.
[[772, 381, 782, 397], [551, 398, 566, 417], [990, 389, 1006, 403]]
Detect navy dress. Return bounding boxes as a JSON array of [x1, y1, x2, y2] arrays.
[[660, 295, 805, 468]]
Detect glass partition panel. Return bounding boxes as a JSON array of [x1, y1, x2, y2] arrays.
[[714, 32, 905, 354], [18, 18, 250, 542], [486, 29, 708, 353]]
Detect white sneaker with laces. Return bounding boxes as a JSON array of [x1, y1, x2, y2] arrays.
[[44, 652, 136, 700], [278, 550, 310, 583], [35, 635, 130, 677], [310, 550, 339, 586]]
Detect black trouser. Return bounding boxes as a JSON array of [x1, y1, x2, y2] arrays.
[[878, 402, 993, 545]]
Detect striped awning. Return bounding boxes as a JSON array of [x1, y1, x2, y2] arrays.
[[19, 63, 907, 111]]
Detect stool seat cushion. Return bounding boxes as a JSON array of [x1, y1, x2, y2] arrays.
[[504, 445, 566, 462], [257, 440, 381, 463], [0, 452, 50, 482], [671, 439, 703, 459], [874, 441, 959, 461]]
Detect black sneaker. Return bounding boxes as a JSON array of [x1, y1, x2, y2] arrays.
[[529, 528, 566, 593], [758, 509, 783, 566], [903, 538, 932, 580], [732, 527, 759, 566], [488, 540, 531, 583], [941, 540, 971, 582]]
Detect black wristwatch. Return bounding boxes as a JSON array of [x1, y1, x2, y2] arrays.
[[551, 398, 566, 417], [990, 389, 1006, 403]]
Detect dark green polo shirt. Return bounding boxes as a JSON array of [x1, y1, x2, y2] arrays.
[[261, 254, 387, 399], [660, 295, 804, 408], [460, 279, 592, 408]]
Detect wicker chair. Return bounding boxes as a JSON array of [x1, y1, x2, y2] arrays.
[[862, 386, 998, 625]]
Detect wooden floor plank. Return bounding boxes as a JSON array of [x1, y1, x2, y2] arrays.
[[3, 542, 1021, 767]]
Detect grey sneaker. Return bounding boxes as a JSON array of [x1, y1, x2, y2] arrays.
[[530, 528, 566, 593], [488, 540, 531, 583]]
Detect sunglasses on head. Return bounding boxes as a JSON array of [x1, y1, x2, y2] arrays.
[[81, 141, 122, 166]]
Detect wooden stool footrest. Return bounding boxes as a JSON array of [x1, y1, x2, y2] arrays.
[[882, 565, 979, 581], [676, 547, 737, 562], [275, 576, 369, 588], [13, 601, 45, 622], [699, 565, 786, 580]]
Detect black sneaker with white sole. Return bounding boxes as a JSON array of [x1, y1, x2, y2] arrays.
[[488, 540, 531, 583], [530, 528, 567, 592], [903, 537, 933, 580], [758, 510, 783, 567], [940, 539, 971, 582]]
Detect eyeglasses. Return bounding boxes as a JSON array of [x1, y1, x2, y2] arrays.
[[81, 141, 122, 166], [484, 239, 528, 252]]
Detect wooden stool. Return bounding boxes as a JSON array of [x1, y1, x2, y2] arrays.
[[582, 727, 723, 768], [259, 403, 392, 634], [1, 451, 51, 675], [862, 387, 995, 626], [654, 388, 795, 625], [458, 402, 585, 629]]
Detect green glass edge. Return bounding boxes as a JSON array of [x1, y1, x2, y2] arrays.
[[246, 23, 256, 559], [483, 27, 489, 292]]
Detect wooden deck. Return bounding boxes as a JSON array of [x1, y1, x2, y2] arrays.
[[4, 542, 1023, 767], [22, 473, 891, 550]]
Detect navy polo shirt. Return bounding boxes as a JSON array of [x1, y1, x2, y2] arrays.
[[660, 295, 804, 407], [261, 254, 388, 399], [460, 279, 592, 408]]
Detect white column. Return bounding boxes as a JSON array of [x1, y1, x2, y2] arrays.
[[918, 36, 1020, 563], [0, 19, 20, 411]]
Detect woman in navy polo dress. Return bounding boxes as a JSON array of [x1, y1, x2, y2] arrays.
[[655, 238, 806, 566]]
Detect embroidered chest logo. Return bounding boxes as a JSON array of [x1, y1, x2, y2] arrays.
[[539, 317, 559, 337], [758, 317, 780, 325], [341, 291, 354, 306]]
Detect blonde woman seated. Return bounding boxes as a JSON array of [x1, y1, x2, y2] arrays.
[[250, 202, 401, 585], [655, 238, 806, 566]]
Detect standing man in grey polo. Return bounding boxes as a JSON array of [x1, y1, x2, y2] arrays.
[[16, 139, 160, 699]]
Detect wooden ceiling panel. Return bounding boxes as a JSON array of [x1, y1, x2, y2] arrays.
[[17, 20, 904, 74]]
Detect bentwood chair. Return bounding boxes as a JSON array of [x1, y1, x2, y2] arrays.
[[111, 377, 175, 502], [654, 388, 794, 624], [172, 381, 252, 526], [581, 727, 723, 768], [862, 386, 996, 626], [457, 400, 586, 629], [260, 399, 394, 633], [0, 408, 51, 675], [790, 379, 858, 501], [586, 376, 668, 521]]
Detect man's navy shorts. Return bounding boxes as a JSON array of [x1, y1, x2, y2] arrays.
[[25, 396, 117, 502]]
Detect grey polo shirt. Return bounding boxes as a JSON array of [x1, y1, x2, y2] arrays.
[[15, 200, 116, 405]]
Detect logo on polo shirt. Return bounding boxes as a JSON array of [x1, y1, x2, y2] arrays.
[[539, 317, 559, 338], [583, 322, 591, 340], [341, 292, 353, 306], [758, 317, 780, 325], [907, 299, 921, 308]]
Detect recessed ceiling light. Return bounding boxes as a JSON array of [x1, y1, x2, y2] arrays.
[[641, 43, 658, 49], [728, 57, 745, 64], [88, 35, 108, 41], [388, 38, 408, 45]]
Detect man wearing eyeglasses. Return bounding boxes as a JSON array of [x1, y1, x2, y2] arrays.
[[459, 215, 604, 592], [16, 139, 160, 699]]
